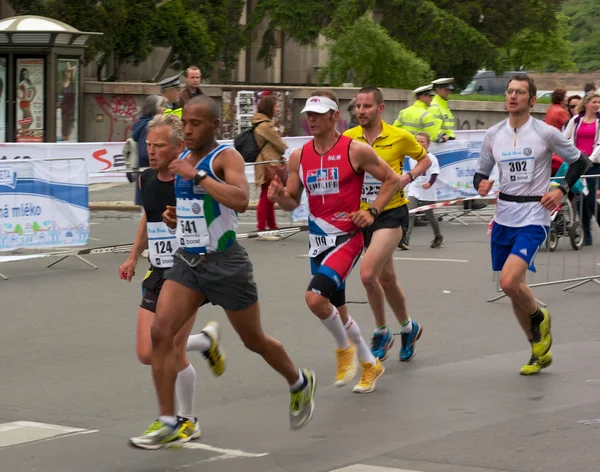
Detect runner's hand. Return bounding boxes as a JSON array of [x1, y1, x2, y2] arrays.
[[478, 179, 494, 197], [268, 175, 284, 202], [119, 258, 136, 282], [349, 209, 375, 228], [163, 205, 177, 229], [541, 188, 564, 210], [168, 159, 197, 181]]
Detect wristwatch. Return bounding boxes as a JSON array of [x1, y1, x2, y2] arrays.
[[557, 182, 569, 195], [407, 172, 415, 182], [194, 170, 208, 185], [368, 207, 379, 219]]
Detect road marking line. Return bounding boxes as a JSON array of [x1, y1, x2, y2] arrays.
[[329, 466, 423, 472], [393, 257, 468, 263], [0, 421, 97, 448], [182, 442, 268, 457]]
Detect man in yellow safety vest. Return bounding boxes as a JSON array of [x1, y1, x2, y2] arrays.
[[393, 85, 443, 142], [429, 77, 455, 141]]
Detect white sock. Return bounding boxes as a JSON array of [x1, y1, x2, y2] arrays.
[[187, 333, 211, 352], [175, 364, 197, 420], [400, 319, 413, 334], [322, 306, 350, 349], [290, 369, 305, 392], [345, 316, 377, 365], [159, 415, 178, 427]]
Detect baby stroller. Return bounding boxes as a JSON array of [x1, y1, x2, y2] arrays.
[[546, 183, 584, 252]]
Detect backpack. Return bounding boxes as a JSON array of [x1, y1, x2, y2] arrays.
[[233, 120, 269, 163], [122, 137, 138, 170]]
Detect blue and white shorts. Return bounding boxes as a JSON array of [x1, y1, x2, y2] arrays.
[[491, 223, 549, 272]]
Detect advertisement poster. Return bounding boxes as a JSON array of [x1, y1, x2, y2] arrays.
[[0, 158, 89, 251], [16, 58, 44, 143], [56, 59, 78, 142], [0, 57, 6, 143]]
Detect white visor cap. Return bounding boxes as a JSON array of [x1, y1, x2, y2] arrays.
[[301, 96, 339, 114]]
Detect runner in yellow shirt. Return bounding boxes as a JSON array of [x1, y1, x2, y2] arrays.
[[343, 87, 431, 362]]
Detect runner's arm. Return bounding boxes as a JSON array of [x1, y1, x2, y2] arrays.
[[119, 210, 147, 281], [268, 149, 303, 211], [473, 131, 495, 193], [351, 141, 401, 215]]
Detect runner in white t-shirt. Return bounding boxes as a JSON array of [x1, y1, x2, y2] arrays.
[[405, 132, 444, 248], [474, 74, 591, 376]]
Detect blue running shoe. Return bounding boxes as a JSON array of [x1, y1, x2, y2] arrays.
[[400, 321, 423, 362], [370, 329, 394, 361]]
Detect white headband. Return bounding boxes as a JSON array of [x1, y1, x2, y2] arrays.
[[301, 96, 339, 114]]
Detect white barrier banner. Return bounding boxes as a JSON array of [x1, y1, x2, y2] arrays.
[[0, 159, 89, 252], [0, 142, 126, 184]]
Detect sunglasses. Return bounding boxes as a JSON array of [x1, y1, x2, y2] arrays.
[[569, 105, 577, 109]]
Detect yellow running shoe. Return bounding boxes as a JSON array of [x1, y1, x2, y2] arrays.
[[352, 359, 385, 393], [531, 307, 552, 358], [201, 321, 226, 377], [334, 344, 358, 387], [520, 351, 553, 376], [177, 417, 202, 443]]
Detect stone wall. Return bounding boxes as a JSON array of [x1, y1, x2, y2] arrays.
[[82, 82, 550, 142]]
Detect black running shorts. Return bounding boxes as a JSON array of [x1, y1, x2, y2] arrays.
[[363, 205, 409, 248]]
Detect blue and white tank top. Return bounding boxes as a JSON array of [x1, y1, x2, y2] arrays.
[[175, 144, 238, 254]]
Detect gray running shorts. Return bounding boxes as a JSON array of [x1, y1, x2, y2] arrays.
[[164, 243, 258, 312]]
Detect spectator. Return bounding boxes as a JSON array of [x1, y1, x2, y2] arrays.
[[252, 95, 288, 232], [567, 95, 581, 119], [346, 98, 358, 130], [584, 83, 596, 94], [563, 91, 600, 245], [180, 66, 203, 106], [544, 88, 570, 131], [131, 95, 167, 205]]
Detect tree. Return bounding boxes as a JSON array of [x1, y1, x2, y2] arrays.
[[499, 14, 576, 72], [562, 0, 600, 71], [379, 0, 497, 87], [432, 0, 562, 48], [151, 0, 215, 80], [247, 0, 497, 86], [320, 16, 433, 89], [9, 0, 248, 82]]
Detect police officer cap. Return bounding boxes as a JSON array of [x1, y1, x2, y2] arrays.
[[158, 74, 182, 92], [431, 77, 454, 90], [413, 85, 435, 96]]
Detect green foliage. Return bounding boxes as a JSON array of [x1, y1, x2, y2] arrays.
[[320, 16, 433, 89], [380, 0, 497, 88], [499, 14, 575, 72], [9, 0, 247, 82], [151, 0, 215, 74], [562, 0, 600, 71], [432, 0, 562, 47]]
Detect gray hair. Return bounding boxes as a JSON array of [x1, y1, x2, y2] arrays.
[[141, 94, 167, 117], [147, 114, 184, 145]]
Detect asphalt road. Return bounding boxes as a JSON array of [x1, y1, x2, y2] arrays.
[[1, 205, 600, 472]]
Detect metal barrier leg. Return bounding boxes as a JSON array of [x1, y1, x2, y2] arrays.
[[447, 211, 470, 226], [46, 255, 68, 268], [47, 255, 98, 270], [563, 277, 600, 292], [0, 272, 7, 280], [76, 255, 99, 269]]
